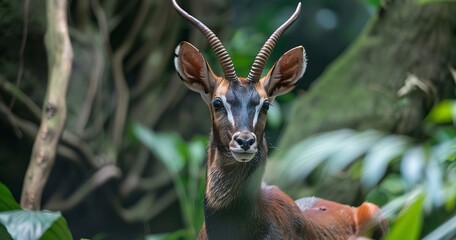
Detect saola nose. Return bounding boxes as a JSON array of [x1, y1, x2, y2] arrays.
[[233, 132, 256, 151]]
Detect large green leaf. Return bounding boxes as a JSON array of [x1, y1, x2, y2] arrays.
[[385, 194, 424, 240], [0, 183, 21, 211], [0, 183, 73, 240], [326, 130, 384, 173], [0, 223, 13, 240], [274, 129, 354, 184], [425, 154, 445, 207], [0, 210, 72, 240], [134, 123, 185, 175], [0, 183, 20, 239], [40, 215, 73, 240], [134, 124, 206, 237], [400, 147, 425, 188], [422, 213, 456, 240], [426, 100, 456, 123], [362, 135, 409, 188]]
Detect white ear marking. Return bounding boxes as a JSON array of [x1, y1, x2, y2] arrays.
[[300, 48, 307, 79], [174, 45, 182, 76]]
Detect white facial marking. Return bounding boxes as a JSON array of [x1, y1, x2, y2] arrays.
[[174, 45, 182, 76], [221, 95, 235, 127], [253, 98, 266, 127]]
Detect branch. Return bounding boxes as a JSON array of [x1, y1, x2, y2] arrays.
[[107, 0, 140, 31], [118, 146, 150, 196], [20, 0, 73, 210], [74, 40, 104, 132], [119, 146, 172, 196], [76, 0, 113, 139], [110, 0, 151, 152], [44, 165, 122, 211], [131, 7, 180, 98], [0, 102, 83, 166], [10, 0, 30, 108], [75, 0, 90, 32], [114, 189, 177, 222], [125, 0, 170, 72], [132, 75, 184, 128], [0, 74, 41, 119], [0, 100, 101, 168]]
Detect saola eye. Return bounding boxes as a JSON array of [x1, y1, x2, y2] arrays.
[[213, 98, 224, 110], [261, 101, 270, 112]]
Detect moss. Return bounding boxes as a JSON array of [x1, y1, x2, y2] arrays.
[[275, 0, 456, 152]]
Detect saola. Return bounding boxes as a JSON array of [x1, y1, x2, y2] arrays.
[[172, 0, 388, 239]]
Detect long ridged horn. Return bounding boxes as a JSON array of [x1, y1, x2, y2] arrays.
[[172, 0, 237, 82], [247, 2, 301, 83]]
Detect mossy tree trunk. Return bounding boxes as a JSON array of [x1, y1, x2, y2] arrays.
[[277, 0, 456, 150], [267, 0, 456, 204]]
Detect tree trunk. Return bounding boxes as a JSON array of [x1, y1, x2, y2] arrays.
[[20, 0, 73, 210], [277, 0, 456, 151]]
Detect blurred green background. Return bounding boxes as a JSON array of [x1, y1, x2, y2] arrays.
[[0, 0, 455, 239]]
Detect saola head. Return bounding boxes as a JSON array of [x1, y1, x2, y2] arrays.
[[173, 0, 307, 163]]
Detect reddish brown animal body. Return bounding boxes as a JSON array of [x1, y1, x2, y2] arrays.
[[172, 1, 387, 239]]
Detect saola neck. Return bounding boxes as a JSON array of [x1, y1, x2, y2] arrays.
[[205, 130, 268, 210], [203, 131, 269, 239]]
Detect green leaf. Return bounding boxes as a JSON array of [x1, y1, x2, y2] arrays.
[[274, 129, 354, 184], [188, 137, 206, 168], [40, 215, 73, 240], [0, 210, 71, 240], [363, 0, 380, 7], [426, 100, 456, 124], [425, 154, 445, 207], [146, 229, 189, 240], [326, 130, 384, 173], [366, 188, 390, 206], [0, 183, 21, 211], [385, 194, 424, 240], [134, 124, 185, 175], [422, 213, 456, 240], [0, 183, 72, 240], [433, 138, 456, 162], [380, 174, 406, 196], [267, 102, 282, 129], [417, 0, 456, 4], [400, 147, 425, 188], [0, 223, 12, 240], [362, 135, 408, 188]]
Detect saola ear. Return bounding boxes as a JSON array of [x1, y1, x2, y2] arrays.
[[174, 41, 219, 103], [355, 202, 389, 239], [259, 46, 307, 99]]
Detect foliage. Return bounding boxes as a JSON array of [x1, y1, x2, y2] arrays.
[[363, 0, 380, 7], [269, 100, 456, 239], [134, 124, 207, 239], [385, 193, 424, 240], [0, 182, 72, 240]]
